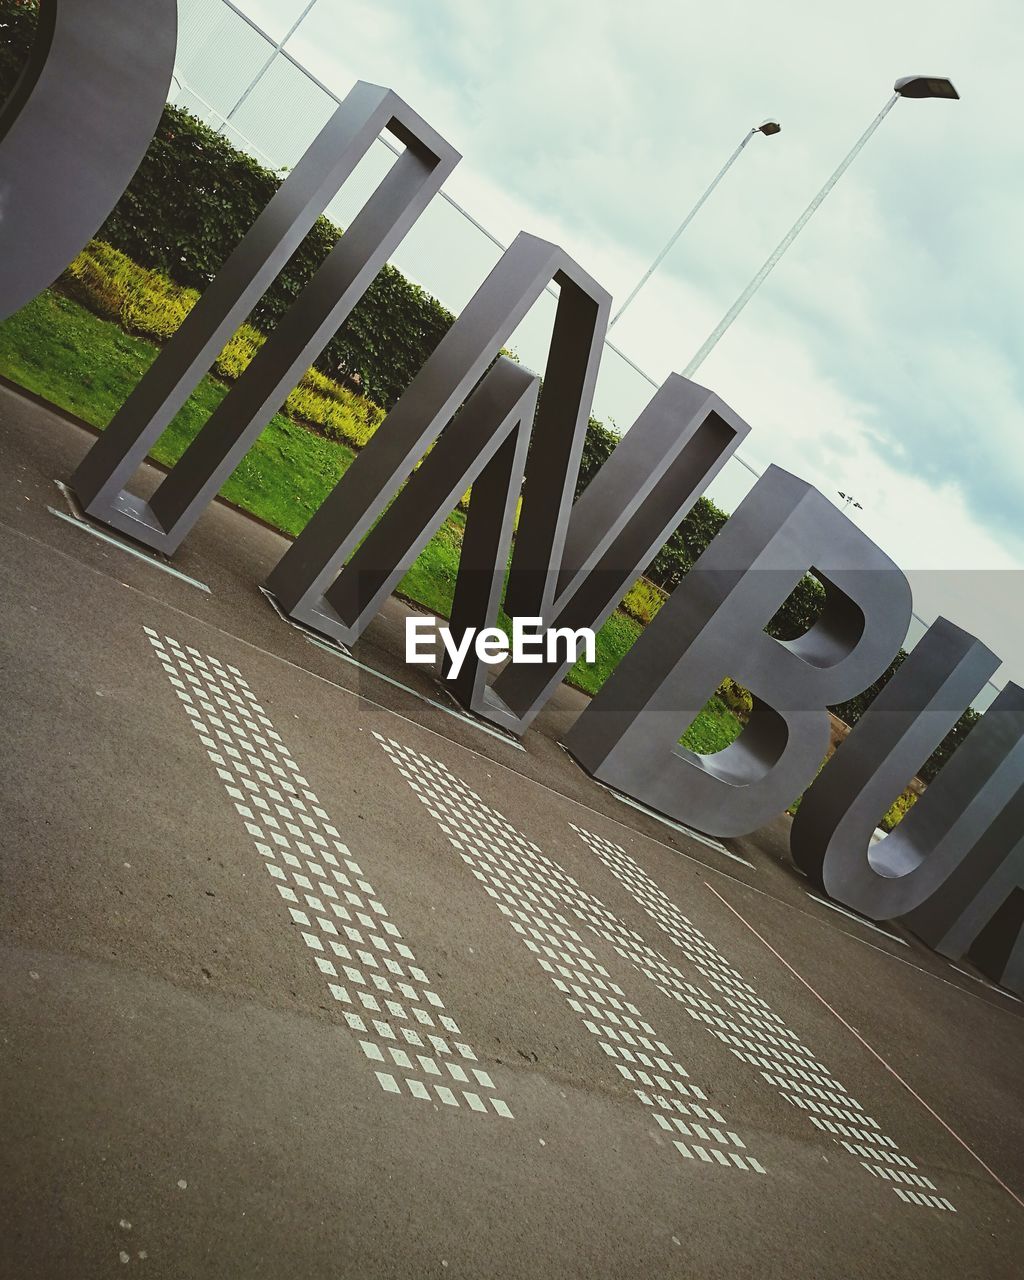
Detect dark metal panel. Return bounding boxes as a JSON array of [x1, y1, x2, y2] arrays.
[[279, 356, 537, 646], [916, 842, 1023, 994], [502, 266, 609, 622], [789, 619, 1024, 991], [265, 232, 610, 636], [562, 466, 913, 838], [483, 375, 750, 733], [71, 82, 459, 553], [0, 0, 177, 321], [443, 418, 537, 718], [791, 617, 1001, 899]]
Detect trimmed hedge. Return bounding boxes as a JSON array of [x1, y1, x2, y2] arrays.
[[99, 104, 455, 412]]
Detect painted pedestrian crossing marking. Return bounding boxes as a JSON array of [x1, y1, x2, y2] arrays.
[[146, 628, 510, 1117], [145, 631, 958, 1205], [376, 733, 763, 1172], [570, 823, 956, 1212]]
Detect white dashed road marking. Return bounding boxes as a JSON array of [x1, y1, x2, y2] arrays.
[[143, 631, 962, 1206], [376, 734, 764, 1173], [147, 629, 510, 1117], [570, 823, 956, 1212]]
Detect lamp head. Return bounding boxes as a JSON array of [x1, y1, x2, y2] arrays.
[[894, 75, 959, 100], [757, 119, 782, 135]]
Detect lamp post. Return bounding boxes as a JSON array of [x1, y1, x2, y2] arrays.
[[219, 0, 322, 134], [682, 76, 959, 376], [609, 120, 782, 329]]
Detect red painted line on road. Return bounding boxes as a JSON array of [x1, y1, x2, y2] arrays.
[[703, 880, 1024, 1213]]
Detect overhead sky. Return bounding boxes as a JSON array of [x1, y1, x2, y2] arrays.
[[177, 0, 1023, 695]]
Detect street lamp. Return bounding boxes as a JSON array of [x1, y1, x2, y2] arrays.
[[609, 119, 782, 329], [893, 75, 960, 100], [682, 76, 959, 376]]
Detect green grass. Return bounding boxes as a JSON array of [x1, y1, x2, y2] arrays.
[[0, 291, 358, 537], [394, 511, 466, 616], [678, 695, 743, 754], [0, 289, 741, 755], [62, 239, 386, 449], [0, 291, 154, 427], [566, 610, 742, 752], [567, 609, 644, 695]]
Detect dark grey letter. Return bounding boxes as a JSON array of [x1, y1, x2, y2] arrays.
[[563, 466, 912, 837], [791, 617, 1024, 994], [0, 0, 176, 321], [71, 83, 459, 554]]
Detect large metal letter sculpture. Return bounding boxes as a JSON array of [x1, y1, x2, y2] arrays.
[[266, 233, 608, 635], [285, 353, 540, 645], [0, 0, 177, 322], [484, 377, 750, 732], [791, 618, 1024, 993], [263, 234, 746, 731], [563, 466, 912, 838], [905, 796, 1024, 995], [71, 83, 459, 553]]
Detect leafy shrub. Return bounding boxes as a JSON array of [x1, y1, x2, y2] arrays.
[[94, 103, 456, 411], [58, 240, 385, 452], [768, 574, 828, 642], [718, 676, 753, 719], [881, 789, 918, 832], [575, 415, 620, 498], [285, 367, 385, 448], [621, 576, 666, 625], [213, 325, 264, 381], [62, 241, 198, 340], [645, 496, 730, 591]]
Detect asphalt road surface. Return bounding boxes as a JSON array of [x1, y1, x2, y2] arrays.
[[2, 383, 1022, 1279]]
